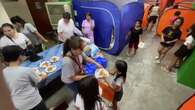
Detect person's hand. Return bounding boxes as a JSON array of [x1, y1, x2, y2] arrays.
[[166, 41, 173, 44], [165, 41, 169, 44], [96, 63, 103, 68], [98, 76, 106, 81], [108, 69, 116, 75], [43, 39, 48, 43], [40, 72, 48, 80], [161, 39, 165, 42], [187, 44, 193, 49], [161, 34, 165, 42]]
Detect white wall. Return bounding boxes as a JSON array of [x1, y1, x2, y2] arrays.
[[0, 1, 11, 26], [1, 0, 35, 25]]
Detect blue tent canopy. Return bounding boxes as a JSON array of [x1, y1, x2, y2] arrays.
[[73, 0, 144, 55]]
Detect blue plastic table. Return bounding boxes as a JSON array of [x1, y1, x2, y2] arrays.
[[21, 44, 64, 85], [21, 44, 107, 86]]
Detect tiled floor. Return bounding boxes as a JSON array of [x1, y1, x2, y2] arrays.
[[46, 31, 194, 110]]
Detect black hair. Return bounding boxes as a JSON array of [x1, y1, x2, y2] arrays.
[[63, 36, 83, 56], [2, 45, 22, 62], [136, 19, 143, 27], [78, 76, 100, 110], [63, 12, 71, 20], [173, 17, 184, 28], [174, 11, 181, 16], [1, 23, 15, 30], [85, 12, 92, 17], [10, 16, 26, 27], [0, 27, 3, 37], [114, 60, 127, 82]]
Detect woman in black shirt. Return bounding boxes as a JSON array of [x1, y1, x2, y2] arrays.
[[128, 20, 143, 56], [155, 17, 184, 64]]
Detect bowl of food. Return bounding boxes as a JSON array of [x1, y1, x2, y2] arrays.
[[95, 68, 109, 78], [33, 68, 47, 76], [45, 65, 57, 73], [50, 56, 60, 63], [40, 61, 51, 68]]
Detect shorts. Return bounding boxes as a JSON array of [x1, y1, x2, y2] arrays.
[[129, 40, 139, 49], [148, 16, 158, 24], [175, 45, 193, 59], [114, 89, 123, 102]]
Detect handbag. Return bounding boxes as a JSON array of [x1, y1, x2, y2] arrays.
[[6, 36, 41, 62]]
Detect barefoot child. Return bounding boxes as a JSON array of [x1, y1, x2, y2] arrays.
[[127, 20, 143, 56]]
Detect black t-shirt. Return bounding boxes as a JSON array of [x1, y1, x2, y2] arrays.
[[162, 26, 181, 45], [129, 27, 143, 42]]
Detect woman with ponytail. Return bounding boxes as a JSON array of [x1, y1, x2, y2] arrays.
[[61, 36, 102, 98]]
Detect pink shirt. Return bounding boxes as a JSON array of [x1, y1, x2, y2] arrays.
[[82, 19, 95, 34]]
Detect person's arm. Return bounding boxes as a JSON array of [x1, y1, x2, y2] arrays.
[[161, 34, 165, 42], [75, 107, 80, 110], [103, 79, 121, 92], [161, 27, 170, 42], [29, 69, 48, 86], [111, 77, 124, 92], [83, 54, 103, 68], [58, 32, 64, 39], [62, 58, 86, 82], [34, 32, 48, 43], [126, 28, 132, 40], [185, 36, 194, 49], [26, 23, 48, 43], [157, 7, 160, 15], [71, 19, 82, 36], [167, 31, 181, 44], [111, 84, 122, 92], [186, 43, 193, 49], [90, 20, 95, 31], [166, 39, 178, 44], [74, 26, 83, 36], [21, 33, 32, 46], [57, 20, 65, 41], [70, 74, 87, 81], [81, 20, 85, 33], [0, 38, 5, 49], [127, 31, 131, 36]]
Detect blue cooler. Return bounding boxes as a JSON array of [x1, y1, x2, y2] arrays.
[[95, 57, 107, 68], [84, 63, 96, 75]]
